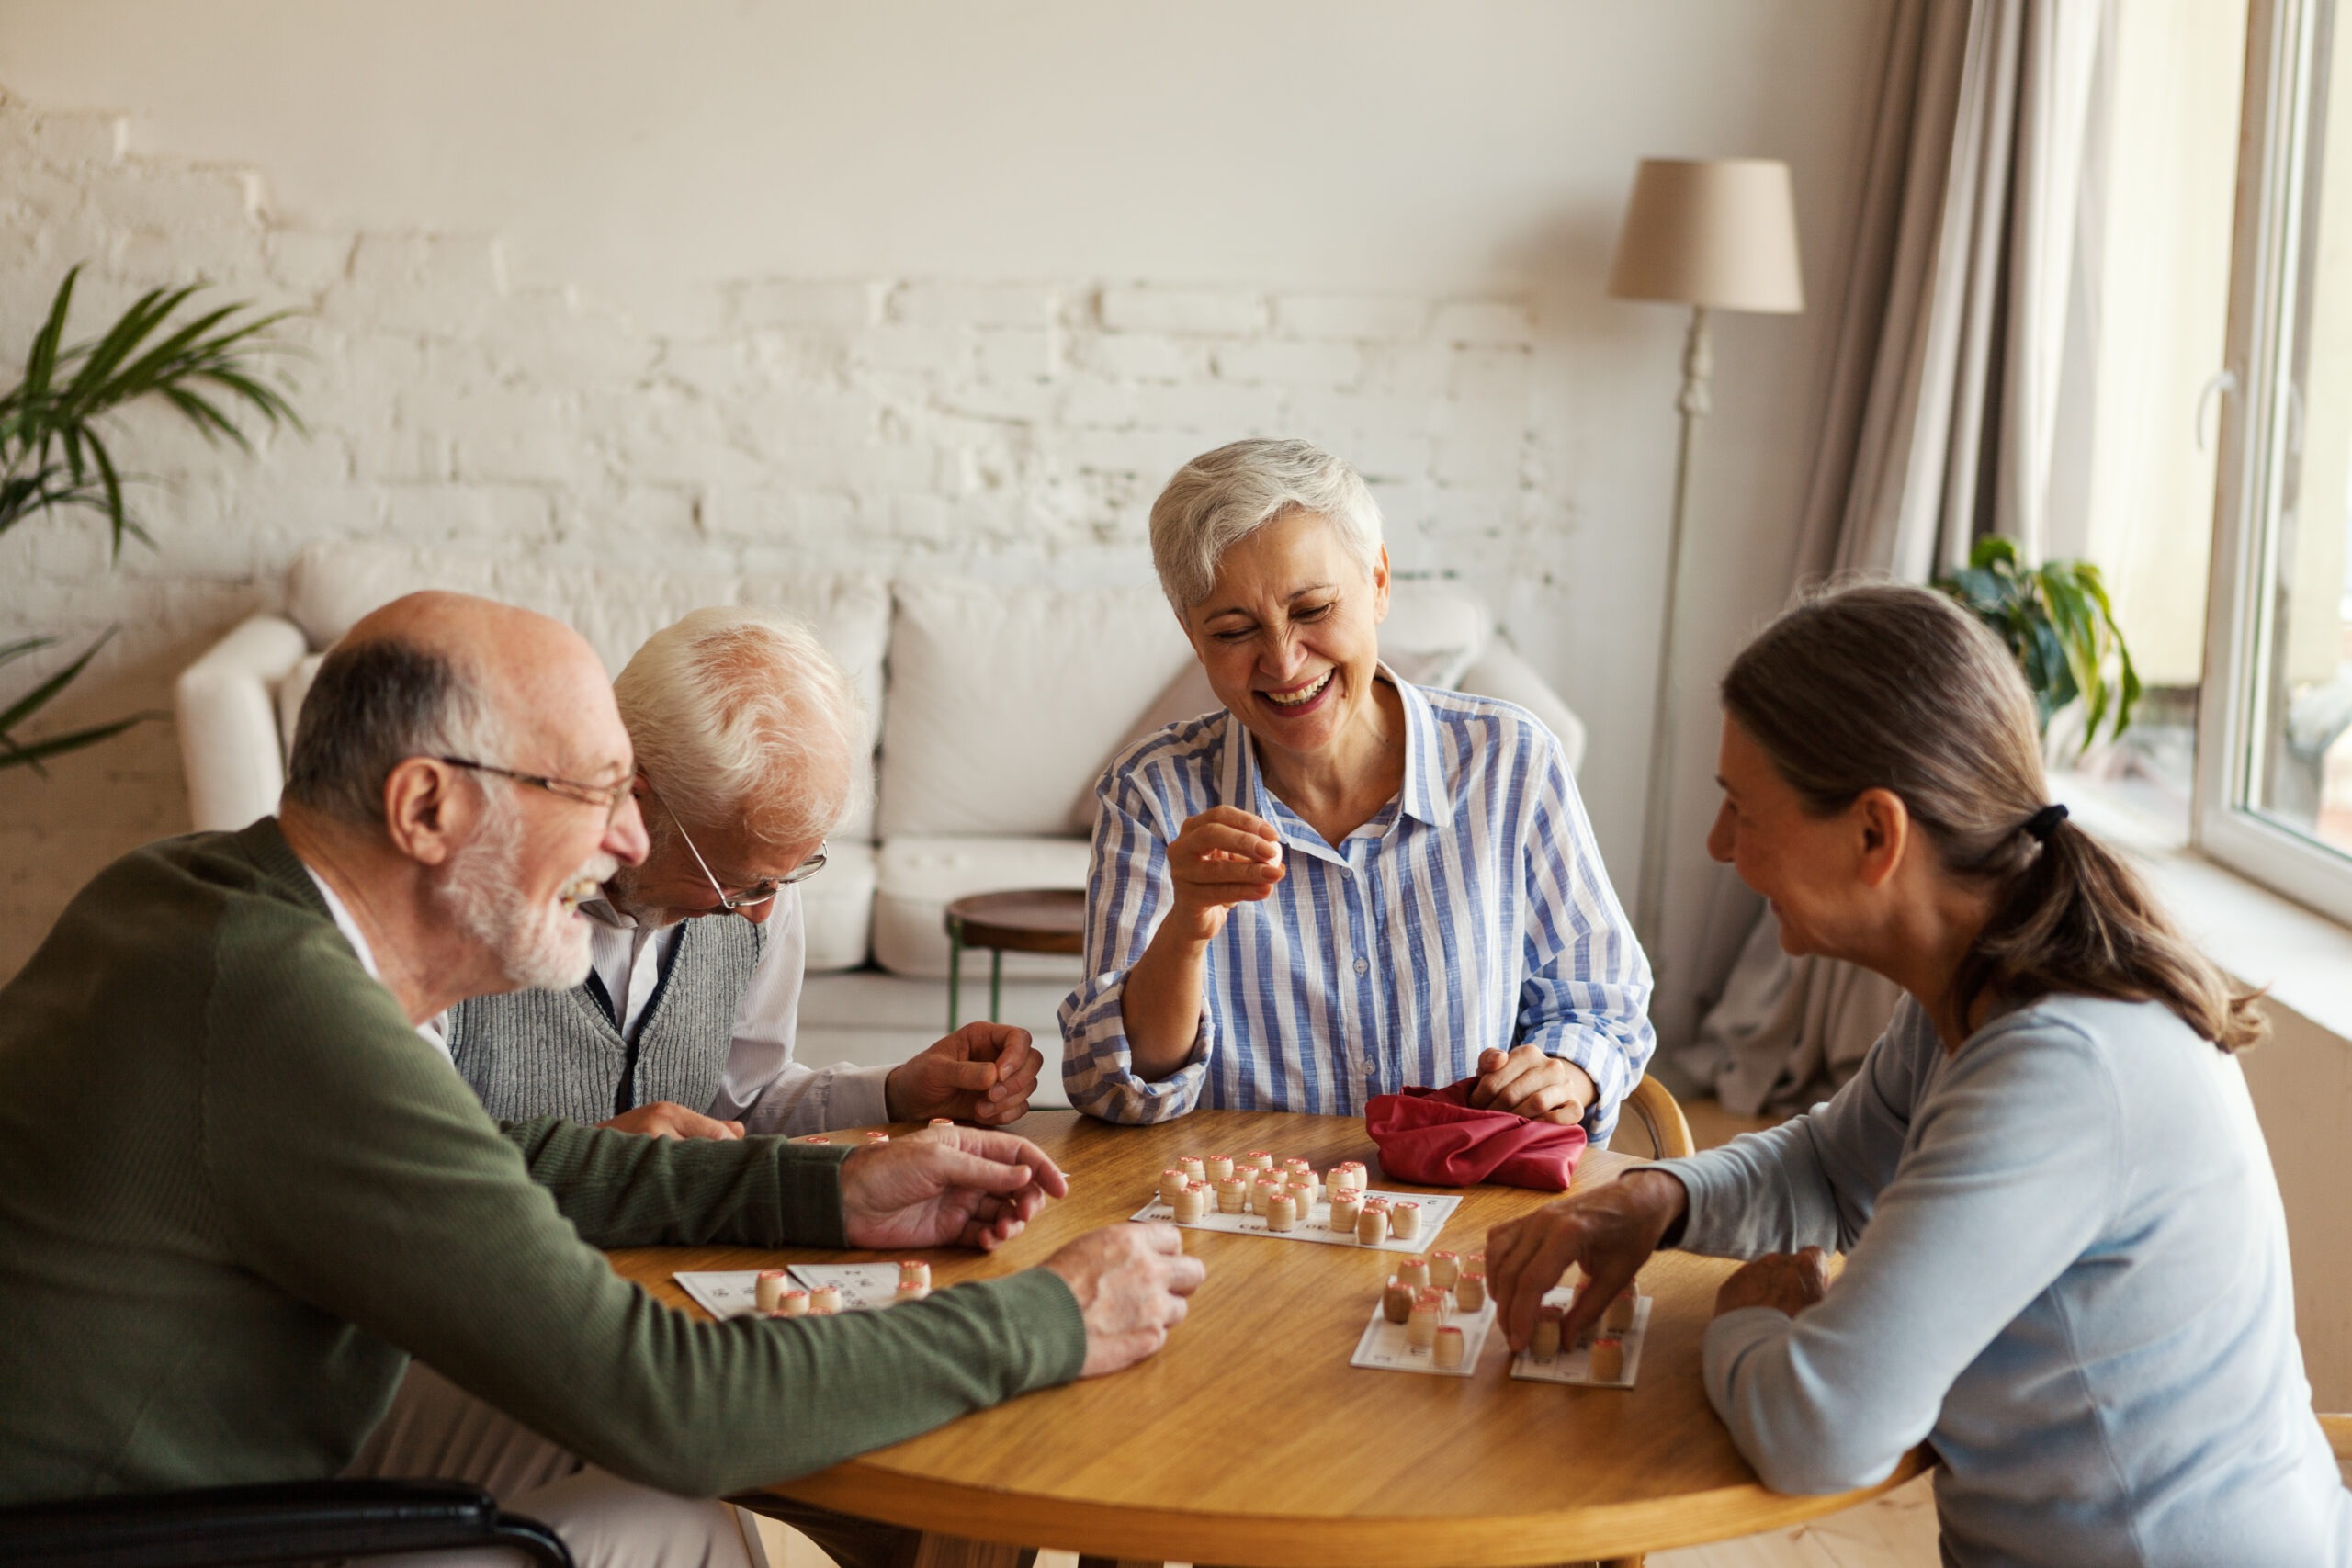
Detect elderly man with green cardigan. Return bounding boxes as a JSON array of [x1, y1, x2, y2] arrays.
[[0, 592, 1202, 1568]]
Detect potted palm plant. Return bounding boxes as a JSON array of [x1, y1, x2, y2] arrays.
[[2, 265, 299, 770], [1935, 536, 2142, 757]]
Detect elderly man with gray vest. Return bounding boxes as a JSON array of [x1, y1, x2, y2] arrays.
[[0, 589, 1201, 1568], [443, 606, 1045, 1141]]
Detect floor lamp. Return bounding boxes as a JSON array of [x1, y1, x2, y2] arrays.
[[1607, 157, 1804, 953]]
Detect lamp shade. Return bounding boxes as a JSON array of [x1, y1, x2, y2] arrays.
[[1607, 158, 1804, 313]]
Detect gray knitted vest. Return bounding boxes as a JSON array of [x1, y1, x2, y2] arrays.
[[444, 916, 764, 1123]]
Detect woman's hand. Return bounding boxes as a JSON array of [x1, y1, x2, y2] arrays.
[[1162, 806, 1284, 944], [1486, 1168, 1688, 1351], [839, 1126, 1069, 1252], [1470, 1045, 1596, 1125], [1118, 807, 1282, 1079], [1714, 1247, 1831, 1318]]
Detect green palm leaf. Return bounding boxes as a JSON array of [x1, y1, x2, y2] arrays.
[[0, 629, 116, 736], [15, 267, 81, 421], [0, 267, 303, 772], [0, 714, 154, 773]]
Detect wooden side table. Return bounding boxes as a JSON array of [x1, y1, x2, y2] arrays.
[[943, 888, 1086, 1028]]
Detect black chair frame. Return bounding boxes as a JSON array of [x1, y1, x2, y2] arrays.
[[0, 1477, 572, 1567]]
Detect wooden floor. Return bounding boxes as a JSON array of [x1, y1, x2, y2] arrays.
[[1645, 1472, 1939, 1567]]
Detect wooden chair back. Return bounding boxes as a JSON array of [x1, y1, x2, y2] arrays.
[[1620, 1074, 1696, 1160]]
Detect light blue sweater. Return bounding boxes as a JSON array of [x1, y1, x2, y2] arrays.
[[1659, 993, 2348, 1568]]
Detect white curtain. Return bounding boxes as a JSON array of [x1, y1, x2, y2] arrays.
[[1683, 0, 2109, 1115]]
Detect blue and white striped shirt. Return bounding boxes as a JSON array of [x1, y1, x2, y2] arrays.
[[1059, 672, 1655, 1140]]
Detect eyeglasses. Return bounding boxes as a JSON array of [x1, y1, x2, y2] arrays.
[[663, 804, 826, 912], [437, 757, 634, 826]]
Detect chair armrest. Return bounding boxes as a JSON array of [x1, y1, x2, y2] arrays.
[[175, 614, 310, 832], [1621, 1073, 1697, 1159], [0, 1478, 571, 1568], [1456, 637, 1589, 776]]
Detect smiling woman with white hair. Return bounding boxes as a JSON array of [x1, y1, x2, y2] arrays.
[[1061, 438, 1655, 1137]]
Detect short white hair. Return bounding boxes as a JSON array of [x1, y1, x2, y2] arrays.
[[1148, 437, 1385, 612], [613, 607, 868, 848]]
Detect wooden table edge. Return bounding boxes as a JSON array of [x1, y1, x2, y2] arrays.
[[760, 1447, 1932, 1566]]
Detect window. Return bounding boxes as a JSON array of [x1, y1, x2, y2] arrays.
[[2052, 0, 2352, 926], [2199, 0, 2352, 923], [2058, 0, 2248, 831]]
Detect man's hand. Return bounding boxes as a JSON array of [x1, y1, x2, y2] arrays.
[[1485, 1168, 1688, 1351], [840, 1126, 1069, 1252], [1469, 1045, 1596, 1125], [598, 1102, 744, 1141], [1714, 1247, 1831, 1319], [886, 1022, 1045, 1126], [1039, 1223, 1206, 1377], [1163, 806, 1284, 944]]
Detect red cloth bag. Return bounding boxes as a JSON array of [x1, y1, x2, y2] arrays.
[[1363, 1079, 1588, 1190]]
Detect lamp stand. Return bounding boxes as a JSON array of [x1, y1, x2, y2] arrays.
[[1634, 304, 1712, 953]]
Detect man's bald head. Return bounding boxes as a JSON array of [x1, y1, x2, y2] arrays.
[[285, 592, 622, 832]]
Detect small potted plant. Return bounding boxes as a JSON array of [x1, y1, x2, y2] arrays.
[[1936, 536, 2142, 759], [1, 265, 299, 770]]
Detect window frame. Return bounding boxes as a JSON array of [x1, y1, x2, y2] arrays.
[[2195, 0, 2352, 926]]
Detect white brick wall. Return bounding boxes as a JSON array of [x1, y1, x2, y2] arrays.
[[0, 91, 1567, 979]]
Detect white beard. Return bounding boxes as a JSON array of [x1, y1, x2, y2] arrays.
[[438, 792, 616, 993]]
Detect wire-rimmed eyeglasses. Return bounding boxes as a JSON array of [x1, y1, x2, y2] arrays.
[[663, 801, 826, 912], [436, 757, 634, 825]]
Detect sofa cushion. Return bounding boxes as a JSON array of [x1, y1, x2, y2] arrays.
[[285, 543, 892, 839], [1458, 637, 1589, 775], [1060, 660, 1223, 834], [881, 579, 1495, 841], [871, 836, 1092, 980], [1380, 581, 1494, 664], [877, 581, 1194, 839], [797, 838, 876, 973], [1057, 627, 1490, 834]]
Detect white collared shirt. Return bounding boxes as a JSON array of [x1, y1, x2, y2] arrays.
[[581, 889, 892, 1135], [304, 866, 452, 1056]]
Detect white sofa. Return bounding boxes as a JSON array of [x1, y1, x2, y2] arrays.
[[175, 543, 1588, 1105]]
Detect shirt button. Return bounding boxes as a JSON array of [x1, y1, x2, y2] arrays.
[[1353, 956, 1369, 975]]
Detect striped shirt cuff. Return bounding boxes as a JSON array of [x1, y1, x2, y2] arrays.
[[1544, 1031, 1634, 1143], [1058, 972, 1214, 1124]]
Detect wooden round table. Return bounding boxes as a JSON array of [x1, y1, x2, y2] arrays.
[[943, 888, 1086, 1029], [610, 1110, 1923, 1567]]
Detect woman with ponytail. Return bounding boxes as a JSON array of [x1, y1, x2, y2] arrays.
[[1487, 584, 2347, 1567]]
